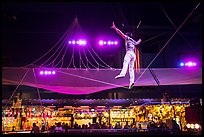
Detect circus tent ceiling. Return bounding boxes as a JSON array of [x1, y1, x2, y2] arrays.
[[2, 2, 202, 96]]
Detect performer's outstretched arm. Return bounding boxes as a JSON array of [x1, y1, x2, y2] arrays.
[[111, 22, 126, 39]]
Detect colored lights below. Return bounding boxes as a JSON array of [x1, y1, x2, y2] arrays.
[[186, 123, 201, 129], [40, 70, 56, 75], [99, 40, 118, 45]]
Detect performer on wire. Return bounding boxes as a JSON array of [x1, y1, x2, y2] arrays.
[[111, 22, 142, 89]]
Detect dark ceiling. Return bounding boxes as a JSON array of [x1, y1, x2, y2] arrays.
[[2, 2, 202, 67]]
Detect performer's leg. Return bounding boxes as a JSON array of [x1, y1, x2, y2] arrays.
[[115, 52, 131, 79], [128, 52, 136, 88]]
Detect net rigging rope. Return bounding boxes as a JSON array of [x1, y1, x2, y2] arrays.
[[135, 2, 200, 84]]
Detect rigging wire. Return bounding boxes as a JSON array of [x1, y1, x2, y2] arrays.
[[142, 32, 168, 44], [56, 69, 130, 89], [24, 21, 73, 68], [82, 47, 97, 69], [86, 45, 100, 68], [44, 25, 73, 68], [4, 68, 30, 109], [161, 6, 200, 57], [135, 2, 201, 84], [66, 45, 75, 68], [32, 68, 49, 134], [89, 45, 113, 69]]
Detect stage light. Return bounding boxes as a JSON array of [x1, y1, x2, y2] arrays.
[[180, 62, 184, 66], [179, 60, 197, 67], [39, 70, 56, 75], [90, 108, 95, 112], [82, 40, 86, 45], [107, 41, 111, 45], [186, 123, 191, 128], [79, 40, 83, 45], [72, 40, 76, 44], [68, 39, 87, 46], [188, 61, 193, 67], [99, 40, 103, 45], [40, 71, 44, 75], [97, 39, 119, 46], [190, 124, 195, 129], [195, 124, 200, 129]]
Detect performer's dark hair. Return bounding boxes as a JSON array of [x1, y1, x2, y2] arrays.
[[125, 32, 133, 37]]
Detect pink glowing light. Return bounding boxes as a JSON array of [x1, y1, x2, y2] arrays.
[[40, 71, 44, 75], [79, 40, 83, 45], [44, 71, 48, 75], [107, 41, 111, 45], [72, 40, 76, 44], [99, 40, 103, 45], [52, 71, 56, 74], [39, 70, 56, 75], [81, 40, 86, 45], [188, 62, 193, 67]]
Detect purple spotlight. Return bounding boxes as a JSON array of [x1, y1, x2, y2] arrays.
[[180, 62, 184, 67], [104, 41, 106, 44], [48, 71, 51, 74], [44, 71, 48, 75], [72, 40, 76, 44], [68, 41, 72, 44], [114, 41, 118, 45], [192, 62, 197, 66], [40, 71, 44, 75], [111, 42, 114, 44], [107, 41, 111, 45], [76, 41, 79, 44], [188, 61, 193, 67], [52, 71, 56, 74], [99, 40, 103, 45], [82, 40, 86, 45], [79, 40, 83, 45], [185, 63, 188, 66]]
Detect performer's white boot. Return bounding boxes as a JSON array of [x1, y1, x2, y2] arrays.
[[129, 82, 134, 89], [115, 74, 125, 79]]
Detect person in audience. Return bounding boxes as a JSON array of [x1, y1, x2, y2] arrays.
[[31, 123, 40, 133]]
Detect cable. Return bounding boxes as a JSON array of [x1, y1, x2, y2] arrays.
[[57, 69, 130, 89], [24, 21, 73, 67], [4, 68, 30, 109], [161, 6, 201, 57], [32, 68, 49, 134], [135, 2, 201, 84]]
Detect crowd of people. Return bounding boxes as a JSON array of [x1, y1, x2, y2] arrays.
[[30, 119, 180, 135]]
